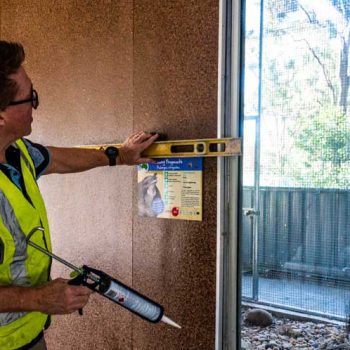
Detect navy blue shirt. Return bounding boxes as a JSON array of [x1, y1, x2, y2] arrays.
[[0, 139, 50, 200]]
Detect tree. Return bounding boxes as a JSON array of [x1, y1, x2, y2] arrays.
[[257, 0, 350, 188], [298, 0, 350, 114], [293, 105, 350, 188]]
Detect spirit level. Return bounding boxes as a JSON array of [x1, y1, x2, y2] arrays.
[[80, 137, 241, 158]]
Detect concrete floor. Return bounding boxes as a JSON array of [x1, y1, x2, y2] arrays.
[[242, 274, 350, 320]]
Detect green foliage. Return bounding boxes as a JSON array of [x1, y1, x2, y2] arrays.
[[295, 106, 350, 162], [291, 105, 350, 188]]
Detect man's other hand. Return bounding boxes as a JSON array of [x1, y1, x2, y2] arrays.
[[36, 278, 93, 315], [118, 131, 159, 165]]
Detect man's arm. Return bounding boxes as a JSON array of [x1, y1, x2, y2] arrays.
[[0, 279, 92, 315], [44, 131, 158, 175]]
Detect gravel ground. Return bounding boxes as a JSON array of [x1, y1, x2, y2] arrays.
[[242, 308, 350, 349]]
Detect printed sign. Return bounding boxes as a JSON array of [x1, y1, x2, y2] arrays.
[[137, 158, 203, 221]]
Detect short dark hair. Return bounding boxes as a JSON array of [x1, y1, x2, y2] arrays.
[[0, 41, 25, 112]]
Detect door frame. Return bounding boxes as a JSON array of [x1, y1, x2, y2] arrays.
[[216, 0, 243, 349]]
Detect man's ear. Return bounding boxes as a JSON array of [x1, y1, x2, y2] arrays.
[[0, 113, 5, 127]]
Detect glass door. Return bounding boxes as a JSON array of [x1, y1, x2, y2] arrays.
[[241, 0, 350, 322]]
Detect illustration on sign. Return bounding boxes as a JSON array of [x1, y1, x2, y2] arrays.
[[137, 158, 203, 221]]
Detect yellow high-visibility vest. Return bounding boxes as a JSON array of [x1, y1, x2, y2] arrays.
[[0, 139, 52, 349]]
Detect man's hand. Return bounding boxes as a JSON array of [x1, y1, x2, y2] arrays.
[[35, 278, 92, 315], [44, 131, 158, 174], [118, 131, 159, 165]]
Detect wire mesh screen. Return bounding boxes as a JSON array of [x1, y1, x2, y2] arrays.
[[241, 0, 350, 320]]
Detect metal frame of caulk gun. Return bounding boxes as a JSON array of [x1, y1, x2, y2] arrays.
[[26, 227, 181, 328]]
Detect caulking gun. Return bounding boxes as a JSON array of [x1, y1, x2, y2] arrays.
[[26, 227, 181, 329]]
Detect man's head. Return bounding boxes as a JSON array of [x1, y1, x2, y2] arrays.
[[0, 41, 25, 112], [0, 41, 36, 140]]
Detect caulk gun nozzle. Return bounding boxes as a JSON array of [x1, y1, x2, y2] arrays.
[[161, 315, 181, 329]]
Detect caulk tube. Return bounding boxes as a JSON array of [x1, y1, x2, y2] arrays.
[[25, 229, 180, 327], [98, 273, 164, 323]]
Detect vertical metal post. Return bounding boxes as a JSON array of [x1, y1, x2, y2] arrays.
[[216, 0, 232, 348], [217, 0, 242, 349], [252, 0, 264, 301]]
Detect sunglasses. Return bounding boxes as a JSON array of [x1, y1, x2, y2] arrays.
[[8, 88, 39, 110]]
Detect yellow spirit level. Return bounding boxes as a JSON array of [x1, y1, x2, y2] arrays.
[[80, 137, 241, 158]]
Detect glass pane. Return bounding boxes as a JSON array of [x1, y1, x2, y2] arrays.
[[241, 0, 350, 329], [244, 0, 261, 117], [242, 119, 256, 299]]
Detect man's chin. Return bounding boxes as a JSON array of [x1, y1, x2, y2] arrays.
[[23, 126, 32, 137]]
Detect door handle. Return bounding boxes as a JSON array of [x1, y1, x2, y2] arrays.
[[243, 208, 259, 216]]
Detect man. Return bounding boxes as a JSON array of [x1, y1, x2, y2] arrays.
[[0, 41, 158, 350]]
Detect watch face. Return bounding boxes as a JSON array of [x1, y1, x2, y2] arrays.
[[105, 147, 118, 166], [106, 147, 118, 156]]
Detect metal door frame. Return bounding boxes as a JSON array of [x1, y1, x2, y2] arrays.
[[216, 0, 243, 349]]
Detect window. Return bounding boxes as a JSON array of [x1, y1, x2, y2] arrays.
[[241, 0, 350, 321]]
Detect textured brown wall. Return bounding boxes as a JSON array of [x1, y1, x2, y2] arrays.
[[132, 1, 219, 349], [0, 1, 218, 349]]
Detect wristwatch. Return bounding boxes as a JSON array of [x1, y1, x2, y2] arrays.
[[104, 146, 119, 166]]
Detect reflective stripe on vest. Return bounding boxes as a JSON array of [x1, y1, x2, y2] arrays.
[[0, 139, 51, 349], [19, 151, 36, 179], [0, 190, 30, 326], [0, 191, 30, 286]]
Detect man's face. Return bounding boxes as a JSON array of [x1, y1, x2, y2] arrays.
[[0, 66, 34, 139]]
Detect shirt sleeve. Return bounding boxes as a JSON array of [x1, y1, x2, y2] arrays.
[[22, 139, 51, 179]]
